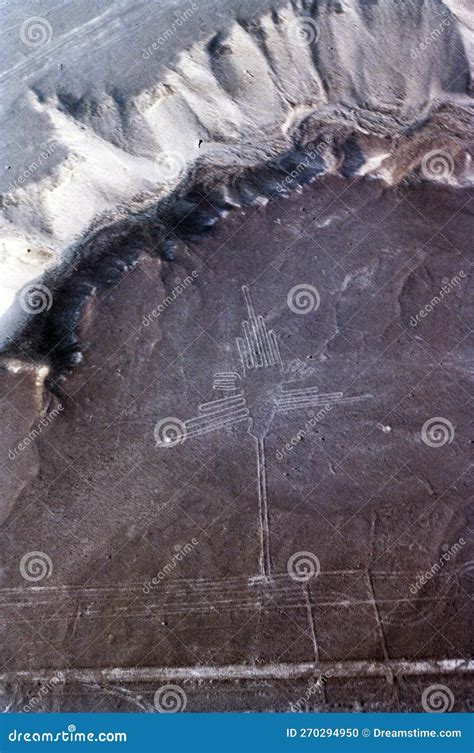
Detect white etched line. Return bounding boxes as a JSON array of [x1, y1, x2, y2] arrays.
[[277, 395, 371, 410], [256, 437, 272, 579], [277, 394, 340, 406], [213, 372, 240, 390], [4, 659, 472, 685], [258, 315, 274, 366], [244, 287, 268, 367], [236, 337, 253, 370], [277, 396, 341, 408], [243, 320, 263, 368], [269, 330, 282, 365], [187, 406, 249, 427], [280, 389, 342, 399], [198, 393, 246, 412], [242, 321, 255, 366], [186, 412, 249, 433], [184, 412, 249, 437], [243, 286, 265, 365]]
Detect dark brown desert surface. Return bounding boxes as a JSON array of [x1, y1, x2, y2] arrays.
[[1, 176, 472, 712]]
